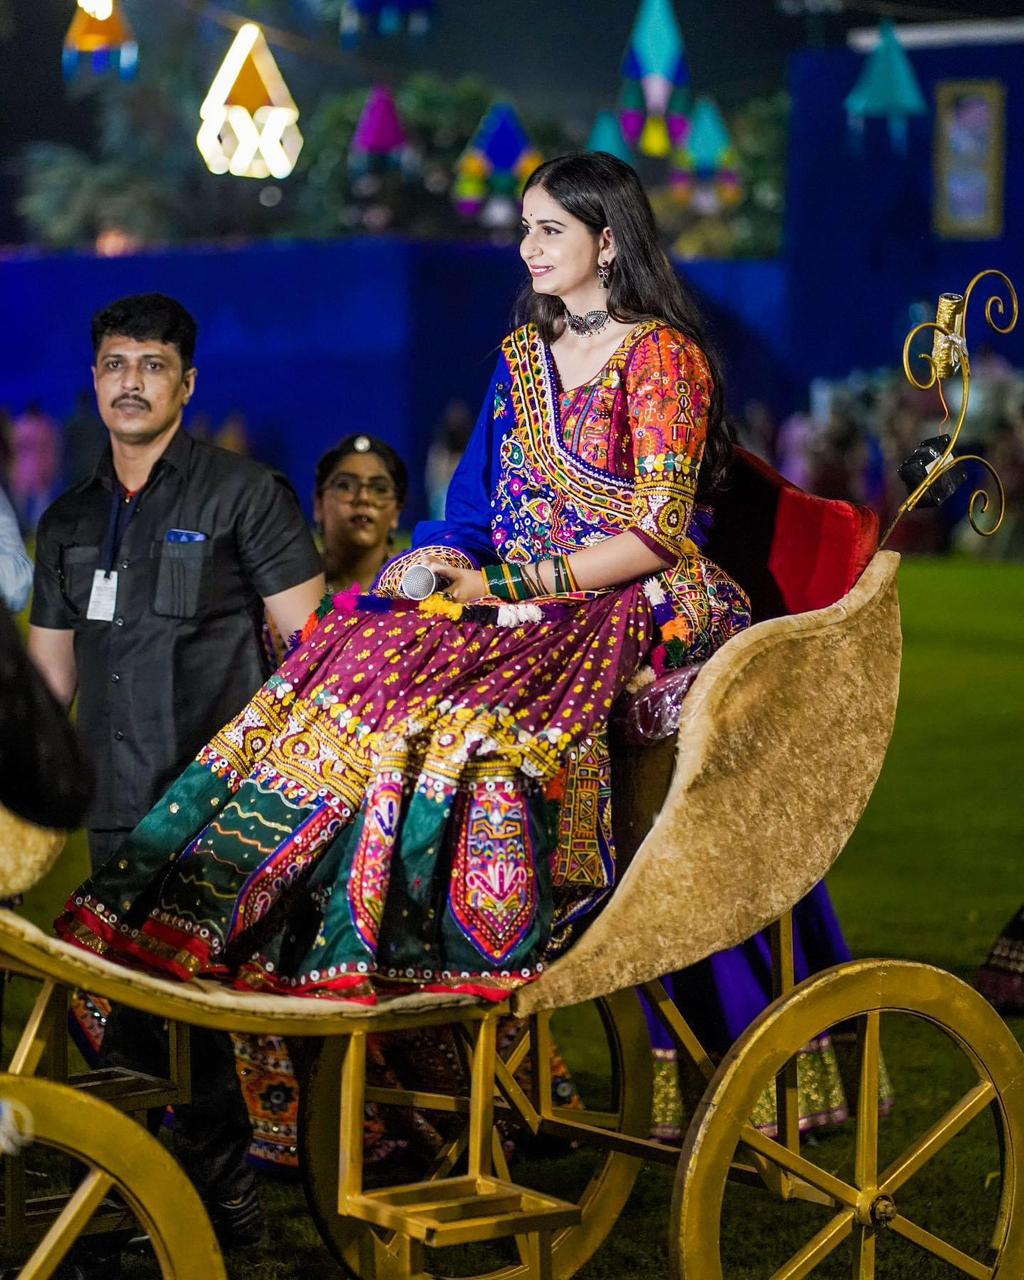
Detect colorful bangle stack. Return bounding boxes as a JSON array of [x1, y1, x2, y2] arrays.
[[552, 555, 579, 595], [484, 562, 527, 602], [483, 555, 579, 601]]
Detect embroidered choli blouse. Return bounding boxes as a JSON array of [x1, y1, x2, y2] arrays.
[[413, 321, 708, 561], [386, 320, 749, 661]]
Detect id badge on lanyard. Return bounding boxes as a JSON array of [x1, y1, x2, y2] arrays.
[[87, 488, 141, 621], [86, 569, 118, 621]]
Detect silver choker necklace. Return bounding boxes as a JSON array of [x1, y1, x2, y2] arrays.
[[564, 308, 610, 337]]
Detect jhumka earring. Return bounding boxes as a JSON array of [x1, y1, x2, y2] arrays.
[[597, 262, 611, 288]]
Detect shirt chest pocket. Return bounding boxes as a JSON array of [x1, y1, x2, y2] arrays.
[[150, 539, 213, 618], [61, 545, 100, 614]]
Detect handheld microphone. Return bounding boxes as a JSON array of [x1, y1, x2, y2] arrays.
[[400, 564, 448, 600]]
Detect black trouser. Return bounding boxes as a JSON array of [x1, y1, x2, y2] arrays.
[[87, 829, 254, 1202]]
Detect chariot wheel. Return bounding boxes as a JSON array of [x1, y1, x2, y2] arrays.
[[673, 959, 1024, 1279], [300, 989, 653, 1280], [0, 1075, 225, 1279]]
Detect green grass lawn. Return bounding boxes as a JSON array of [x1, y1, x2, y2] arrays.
[[5, 555, 1023, 1279]]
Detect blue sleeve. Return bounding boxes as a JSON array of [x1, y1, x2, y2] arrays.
[[411, 355, 506, 564], [0, 488, 33, 614]]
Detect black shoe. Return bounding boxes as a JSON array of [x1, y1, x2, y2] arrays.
[[206, 1182, 266, 1249], [54, 1241, 123, 1280]]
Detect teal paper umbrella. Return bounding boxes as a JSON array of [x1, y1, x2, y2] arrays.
[[619, 0, 691, 158], [587, 111, 633, 163], [845, 21, 927, 150], [670, 96, 742, 212]]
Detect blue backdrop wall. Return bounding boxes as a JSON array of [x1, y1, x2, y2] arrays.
[[1, 32, 1018, 521], [0, 241, 787, 522], [785, 38, 1023, 381]]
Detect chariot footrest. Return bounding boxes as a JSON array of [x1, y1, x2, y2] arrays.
[[345, 1175, 581, 1247], [67, 1066, 180, 1112]]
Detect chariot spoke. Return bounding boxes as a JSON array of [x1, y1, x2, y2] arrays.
[[879, 1080, 995, 1195], [768, 1210, 854, 1280], [890, 1213, 994, 1278], [852, 1223, 876, 1280], [742, 1125, 859, 1208], [855, 1012, 880, 1190], [19, 1168, 114, 1280]]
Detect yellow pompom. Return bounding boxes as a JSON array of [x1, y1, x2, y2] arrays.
[[419, 594, 464, 620]]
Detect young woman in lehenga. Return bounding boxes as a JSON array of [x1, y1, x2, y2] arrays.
[[56, 153, 750, 1008]]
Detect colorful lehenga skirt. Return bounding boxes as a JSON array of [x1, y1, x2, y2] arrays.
[[57, 591, 652, 1003], [975, 905, 1024, 1014]]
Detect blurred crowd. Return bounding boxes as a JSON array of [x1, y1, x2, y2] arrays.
[[736, 349, 1024, 559], [6, 357, 1024, 562], [0, 398, 253, 535]]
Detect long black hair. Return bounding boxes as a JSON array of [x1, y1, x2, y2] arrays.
[[515, 152, 732, 495]]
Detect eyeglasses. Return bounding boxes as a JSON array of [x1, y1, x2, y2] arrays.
[[324, 473, 397, 503]]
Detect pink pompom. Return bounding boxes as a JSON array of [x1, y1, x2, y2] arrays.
[[332, 584, 361, 616]]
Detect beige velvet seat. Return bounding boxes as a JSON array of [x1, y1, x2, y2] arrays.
[[515, 549, 901, 1015]]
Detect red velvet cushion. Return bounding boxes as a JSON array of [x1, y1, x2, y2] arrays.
[[706, 448, 879, 622], [770, 478, 878, 614], [617, 451, 879, 745]]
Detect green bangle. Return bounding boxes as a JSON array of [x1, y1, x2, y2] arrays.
[[485, 564, 512, 601], [487, 561, 539, 602], [507, 562, 530, 602], [520, 562, 545, 598]]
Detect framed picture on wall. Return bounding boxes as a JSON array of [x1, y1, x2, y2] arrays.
[[933, 80, 1005, 239]]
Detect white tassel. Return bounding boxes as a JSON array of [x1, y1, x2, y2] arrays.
[[643, 577, 667, 605], [0, 1100, 34, 1156], [625, 665, 656, 694], [496, 602, 545, 627]]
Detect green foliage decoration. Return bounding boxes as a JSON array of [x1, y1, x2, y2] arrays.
[[650, 90, 789, 260]]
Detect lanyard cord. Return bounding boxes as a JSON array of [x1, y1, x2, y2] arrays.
[[102, 485, 144, 576]]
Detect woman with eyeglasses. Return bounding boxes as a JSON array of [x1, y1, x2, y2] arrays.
[[313, 433, 408, 593], [57, 153, 750, 1007]]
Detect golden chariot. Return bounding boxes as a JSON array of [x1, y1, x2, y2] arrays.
[[0, 275, 1021, 1280]]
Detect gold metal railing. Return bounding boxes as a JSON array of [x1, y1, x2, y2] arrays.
[[881, 268, 1018, 546]]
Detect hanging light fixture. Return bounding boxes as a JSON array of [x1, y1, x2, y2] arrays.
[[63, 0, 138, 80], [587, 110, 633, 164], [349, 85, 408, 175], [845, 21, 927, 151], [196, 23, 303, 180]]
